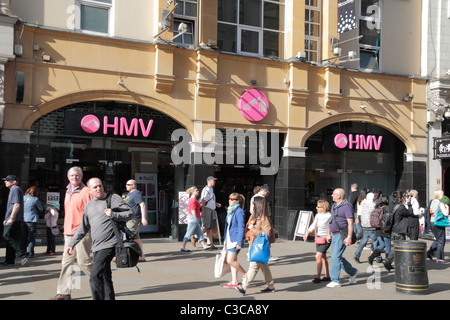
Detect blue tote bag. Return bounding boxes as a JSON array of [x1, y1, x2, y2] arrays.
[[249, 233, 270, 264], [434, 207, 450, 227]]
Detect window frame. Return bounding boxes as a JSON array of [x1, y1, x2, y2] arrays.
[[75, 0, 115, 36], [218, 0, 285, 59], [304, 0, 321, 62], [358, 0, 382, 72], [173, 0, 198, 46]]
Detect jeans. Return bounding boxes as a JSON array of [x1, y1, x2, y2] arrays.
[[354, 229, 378, 259], [374, 236, 391, 254], [385, 233, 406, 264], [183, 215, 205, 243], [20, 222, 37, 256], [330, 233, 357, 284], [428, 224, 446, 260], [3, 221, 27, 264], [90, 247, 116, 300]]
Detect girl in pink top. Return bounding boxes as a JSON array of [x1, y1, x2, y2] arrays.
[[181, 187, 208, 252]]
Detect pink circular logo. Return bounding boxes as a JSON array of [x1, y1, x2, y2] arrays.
[[239, 89, 269, 122], [80, 115, 100, 134], [334, 133, 348, 149]]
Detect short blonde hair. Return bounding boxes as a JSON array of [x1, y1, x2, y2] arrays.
[[317, 199, 330, 212], [434, 189, 444, 200]]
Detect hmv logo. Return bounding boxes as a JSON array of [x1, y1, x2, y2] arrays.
[[80, 115, 154, 137], [334, 133, 383, 151]]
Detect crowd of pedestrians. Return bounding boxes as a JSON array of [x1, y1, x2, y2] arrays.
[[0, 171, 448, 299]]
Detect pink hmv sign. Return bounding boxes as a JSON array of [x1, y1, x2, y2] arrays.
[[239, 89, 269, 122]]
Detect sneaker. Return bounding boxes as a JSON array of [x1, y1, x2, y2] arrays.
[[436, 259, 447, 264], [312, 277, 321, 283], [223, 282, 238, 288], [326, 281, 341, 288], [321, 277, 331, 282], [236, 284, 246, 295], [349, 270, 358, 284], [260, 287, 275, 293], [20, 253, 30, 266]]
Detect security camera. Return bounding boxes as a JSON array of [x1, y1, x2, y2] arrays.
[[178, 22, 187, 34]]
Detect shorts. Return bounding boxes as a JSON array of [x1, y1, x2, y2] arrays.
[[227, 247, 241, 255], [126, 219, 141, 239], [316, 241, 331, 254], [202, 207, 216, 230]]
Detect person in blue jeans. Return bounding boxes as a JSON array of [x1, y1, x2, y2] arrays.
[[181, 187, 208, 252], [354, 192, 376, 263], [326, 188, 358, 288]]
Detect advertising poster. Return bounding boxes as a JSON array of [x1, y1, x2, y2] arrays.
[[135, 173, 158, 233], [178, 191, 189, 225]]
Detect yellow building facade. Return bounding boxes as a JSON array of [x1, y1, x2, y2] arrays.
[[0, 0, 427, 237]]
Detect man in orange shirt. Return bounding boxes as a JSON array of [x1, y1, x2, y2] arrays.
[[50, 166, 93, 300]]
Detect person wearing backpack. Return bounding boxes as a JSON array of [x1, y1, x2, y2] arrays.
[[381, 191, 414, 271], [354, 192, 376, 263], [368, 194, 390, 265]]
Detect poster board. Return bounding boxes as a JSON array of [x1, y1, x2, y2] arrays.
[[135, 173, 158, 233], [178, 191, 189, 225], [292, 211, 314, 241]]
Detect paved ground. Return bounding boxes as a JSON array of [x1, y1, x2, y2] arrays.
[[0, 236, 448, 304]]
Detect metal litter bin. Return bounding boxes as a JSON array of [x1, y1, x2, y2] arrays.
[[394, 240, 429, 295]]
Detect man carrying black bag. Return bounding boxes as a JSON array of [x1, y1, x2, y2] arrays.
[[66, 178, 133, 300]]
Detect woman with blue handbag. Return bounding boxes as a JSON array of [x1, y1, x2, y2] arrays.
[[223, 193, 247, 288], [427, 193, 450, 263], [236, 197, 275, 295]]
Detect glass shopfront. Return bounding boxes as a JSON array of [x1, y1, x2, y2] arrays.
[[28, 101, 182, 235], [305, 121, 405, 209]]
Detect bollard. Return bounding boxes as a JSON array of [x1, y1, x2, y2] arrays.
[[394, 240, 429, 295]]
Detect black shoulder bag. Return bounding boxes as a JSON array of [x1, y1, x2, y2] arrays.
[[106, 194, 141, 272]]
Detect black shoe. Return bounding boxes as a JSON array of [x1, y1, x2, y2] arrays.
[[426, 251, 434, 261], [236, 284, 246, 295], [382, 259, 393, 271], [260, 287, 275, 293], [312, 277, 321, 283], [368, 249, 380, 266], [321, 277, 331, 282], [354, 257, 361, 264]]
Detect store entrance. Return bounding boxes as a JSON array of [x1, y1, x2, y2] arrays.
[[305, 121, 405, 209]]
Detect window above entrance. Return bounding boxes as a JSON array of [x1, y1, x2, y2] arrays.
[[217, 0, 285, 59], [76, 0, 114, 35]]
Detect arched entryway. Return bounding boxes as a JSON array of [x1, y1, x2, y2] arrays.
[[29, 100, 184, 235], [304, 121, 407, 209]]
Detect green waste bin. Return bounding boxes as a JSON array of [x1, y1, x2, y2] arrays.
[[394, 240, 429, 295]]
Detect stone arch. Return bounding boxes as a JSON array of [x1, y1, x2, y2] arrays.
[[23, 90, 193, 135], [299, 112, 418, 153]]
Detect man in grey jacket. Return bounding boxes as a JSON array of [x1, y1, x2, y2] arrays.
[[66, 178, 133, 300]]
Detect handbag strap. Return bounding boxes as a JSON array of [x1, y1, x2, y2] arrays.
[[106, 193, 125, 249]]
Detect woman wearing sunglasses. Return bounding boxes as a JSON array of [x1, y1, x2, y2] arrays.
[[223, 193, 247, 288]]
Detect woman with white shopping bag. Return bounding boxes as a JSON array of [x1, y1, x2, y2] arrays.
[[236, 197, 275, 295], [222, 193, 247, 289]]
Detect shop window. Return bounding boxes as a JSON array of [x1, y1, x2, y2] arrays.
[[304, 0, 321, 62], [217, 0, 285, 59], [174, 0, 198, 45], [359, 0, 381, 72], [76, 0, 114, 35]]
